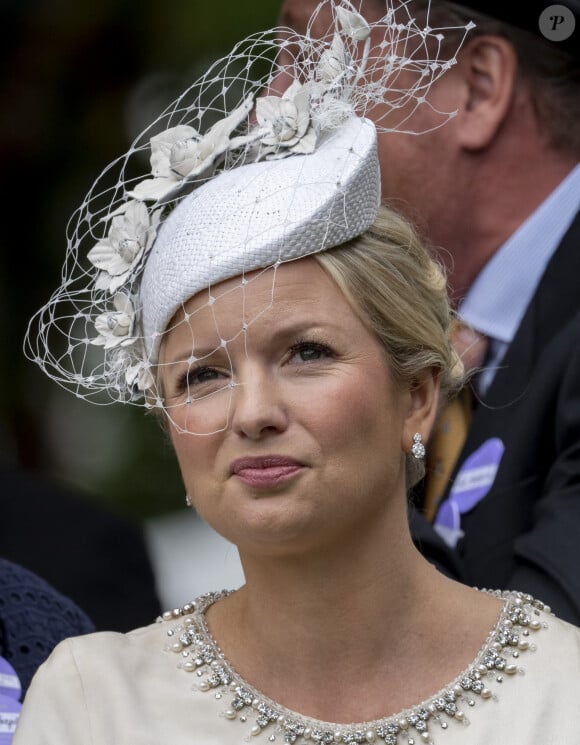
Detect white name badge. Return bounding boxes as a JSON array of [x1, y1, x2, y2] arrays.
[[0, 695, 21, 745], [0, 713, 19, 734]]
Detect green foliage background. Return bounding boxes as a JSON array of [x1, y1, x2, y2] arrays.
[[0, 0, 280, 518]]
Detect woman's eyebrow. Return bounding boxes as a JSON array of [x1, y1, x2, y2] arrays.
[[162, 343, 227, 367], [162, 318, 346, 366]]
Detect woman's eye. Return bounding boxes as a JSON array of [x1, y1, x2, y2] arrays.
[[289, 342, 332, 363], [188, 367, 222, 385], [164, 364, 230, 401], [172, 367, 223, 394]]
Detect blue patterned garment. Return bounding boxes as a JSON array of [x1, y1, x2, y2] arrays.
[[0, 558, 95, 694]]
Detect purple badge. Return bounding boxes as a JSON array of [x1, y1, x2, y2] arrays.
[[0, 694, 21, 745], [434, 438, 505, 548], [0, 660, 20, 703]]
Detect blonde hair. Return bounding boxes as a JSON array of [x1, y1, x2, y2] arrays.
[[314, 205, 464, 487]]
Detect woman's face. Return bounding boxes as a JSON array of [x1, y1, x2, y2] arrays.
[[159, 258, 435, 557]]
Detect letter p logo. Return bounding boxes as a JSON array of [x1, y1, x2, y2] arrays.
[[539, 4, 576, 41]]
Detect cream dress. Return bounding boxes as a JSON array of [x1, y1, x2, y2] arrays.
[[13, 590, 580, 745]]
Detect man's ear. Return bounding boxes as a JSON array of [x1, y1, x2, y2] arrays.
[[401, 369, 440, 453], [455, 34, 518, 151]]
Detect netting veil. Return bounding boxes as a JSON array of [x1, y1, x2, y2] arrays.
[[24, 0, 473, 434]]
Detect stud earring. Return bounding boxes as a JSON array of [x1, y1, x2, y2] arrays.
[[411, 432, 425, 460], [185, 494, 192, 507]]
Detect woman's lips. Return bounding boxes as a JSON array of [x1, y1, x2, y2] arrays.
[[230, 456, 305, 488]]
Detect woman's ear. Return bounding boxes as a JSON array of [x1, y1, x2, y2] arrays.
[[402, 369, 440, 453], [455, 34, 518, 151]]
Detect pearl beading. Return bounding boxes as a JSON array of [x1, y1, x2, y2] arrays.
[[161, 590, 549, 744]]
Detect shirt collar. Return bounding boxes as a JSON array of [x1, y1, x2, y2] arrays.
[[459, 163, 580, 344]]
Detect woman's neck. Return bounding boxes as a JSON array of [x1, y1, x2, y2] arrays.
[[204, 521, 500, 722], [230, 498, 424, 650]]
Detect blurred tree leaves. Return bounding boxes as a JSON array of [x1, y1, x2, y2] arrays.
[[0, 0, 279, 517]]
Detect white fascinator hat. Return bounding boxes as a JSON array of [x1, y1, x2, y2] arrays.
[[140, 115, 379, 360], [24, 0, 473, 408]]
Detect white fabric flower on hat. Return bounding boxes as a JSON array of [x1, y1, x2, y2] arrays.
[[88, 201, 162, 293], [129, 95, 255, 203], [317, 33, 349, 85], [108, 346, 154, 393], [92, 292, 135, 349], [336, 6, 371, 41], [125, 360, 155, 392], [256, 80, 317, 159]]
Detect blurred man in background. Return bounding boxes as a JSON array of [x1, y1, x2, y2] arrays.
[[279, 0, 580, 622]]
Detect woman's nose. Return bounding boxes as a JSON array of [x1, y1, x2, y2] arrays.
[[230, 373, 289, 440]]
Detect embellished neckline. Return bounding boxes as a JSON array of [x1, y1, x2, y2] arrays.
[[161, 589, 550, 744]]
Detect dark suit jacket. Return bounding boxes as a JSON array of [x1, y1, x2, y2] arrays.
[[412, 211, 580, 625], [0, 468, 162, 632]]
